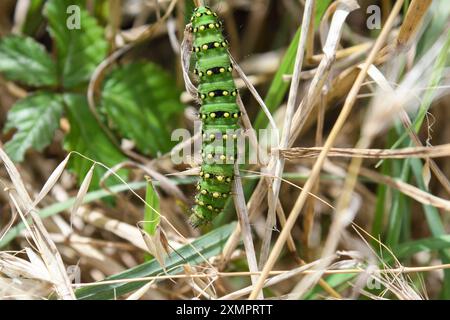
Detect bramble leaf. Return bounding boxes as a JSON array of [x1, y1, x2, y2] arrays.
[[45, 0, 108, 88], [4, 92, 63, 162], [101, 62, 184, 155], [63, 94, 126, 187], [0, 36, 57, 87]]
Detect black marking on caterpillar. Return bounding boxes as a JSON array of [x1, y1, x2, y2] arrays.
[[192, 40, 229, 52], [193, 65, 233, 77], [189, 21, 223, 33], [197, 111, 242, 119], [198, 89, 238, 100]]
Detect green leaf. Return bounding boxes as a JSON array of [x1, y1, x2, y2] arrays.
[[3, 92, 63, 162], [75, 222, 237, 299], [0, 36, 57, 87], [63, 93, 126, 187], [44, 0, 108, 88], [101, 62, 184, 155], [143, 177, 160, 236]]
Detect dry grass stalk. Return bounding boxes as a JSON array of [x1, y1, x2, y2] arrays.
[[396, 0, 433, 50], [289, 0, 449, 298], [0, 148, 75, 299], [288, 0, 360, 146], [364, 58, 450, 195], [193, 0, 204, 8], [75, 207, 148, 251], [72, 262, 450, 290], [70, 164, 94, 229], [100, 160, 188, 202], [260, 0, 314, 269], [220, 255, 337, 300], [232, 164, 263, 299], [126, 281, 155, 300], [139, 225, 168, 270], [180, 24, 199, 102], [241, 0, 270, 57], [303, 91, 326, 255], [357, 166, 450, 211], [281, 143, 450, 160], [230, 53, 277, 131], [249, 0, 404, 299], [286, 0, 407, 299], [183, 265, 217, 299]]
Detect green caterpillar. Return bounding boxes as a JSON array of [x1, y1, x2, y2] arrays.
[[188, 6, 242, 227]]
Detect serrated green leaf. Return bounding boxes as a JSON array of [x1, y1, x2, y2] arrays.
[[63, 93, 126, 187], [75, 222, 237, 300], [101, 62, 184, 155], [4, 92, 63, 162], [44, 0, 108, 88], [0, 36, 57, 87]]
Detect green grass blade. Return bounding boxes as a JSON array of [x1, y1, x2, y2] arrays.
[[410, 158, 450, 298], [253, 0, 332, 130], [385, 158, 411, 247], [371, 156, 390, 247], [143, 177, 160, 236], [393, 235, 450, 260], [75, 222, 237, 300], [0, 178, 196, 248], [305, 274, 355, 300]]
